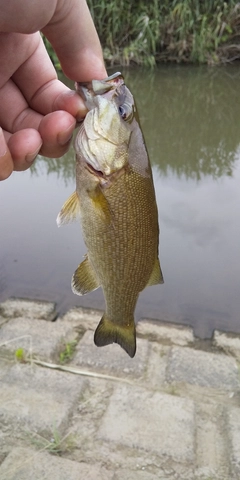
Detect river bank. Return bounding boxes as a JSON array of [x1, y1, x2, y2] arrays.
[[44, 1, 240, 68], [1, 297, 240, 479]]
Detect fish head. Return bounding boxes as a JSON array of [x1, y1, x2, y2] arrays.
[[75, 73, 135, 177]]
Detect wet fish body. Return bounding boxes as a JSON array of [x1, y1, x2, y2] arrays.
[[57, 72, 163, 357]]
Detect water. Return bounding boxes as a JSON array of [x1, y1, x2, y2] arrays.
[[1, 65, 240, 338]]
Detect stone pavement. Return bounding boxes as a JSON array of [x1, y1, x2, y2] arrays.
[[0, 298, 240, 479]]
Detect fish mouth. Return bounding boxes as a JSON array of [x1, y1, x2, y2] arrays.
[[75, 72, 125, 106]]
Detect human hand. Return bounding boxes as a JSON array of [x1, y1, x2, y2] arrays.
[[0, 0, 107, 180]]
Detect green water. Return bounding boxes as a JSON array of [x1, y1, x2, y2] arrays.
[[1, 65, 240, 338]]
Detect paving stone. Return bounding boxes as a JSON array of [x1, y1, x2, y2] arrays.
[[0, 298, 56, 321], [0, 447, 113, 480], [0, 317, 78, 360], [146, 342, 168, 388], [98, 385, 195, 463], [214, 331, 240, 359], [0, 359, 12, 380], [195, 403, 230, 479], [227, 406, 240, 476], [72, 330, 149, 376], [59, 307, 101, 331], [0, 316, 8, 327], [0, 298, 57, 321], [137, 320, 194, 346], [2, 297, 240, 480], [113, 469, 165, 480], [167, 346, 239, 390], [0, 364, 85, 436]]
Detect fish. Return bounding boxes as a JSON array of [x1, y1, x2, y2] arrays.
[[57, 72, 163, 358]]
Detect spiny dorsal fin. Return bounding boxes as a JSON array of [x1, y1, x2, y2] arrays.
[[71, 255, 100, 295], [146, 257, 164, 287], [56, 191, 80, 227], [94, 314, 136, 358]]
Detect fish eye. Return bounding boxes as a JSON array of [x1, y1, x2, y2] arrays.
[[119, 105, 127, 119]]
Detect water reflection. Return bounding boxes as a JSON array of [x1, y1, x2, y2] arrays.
[[30, 152, 75, 185], [32, 66, 240, 182], [125, 66, 240, 179]]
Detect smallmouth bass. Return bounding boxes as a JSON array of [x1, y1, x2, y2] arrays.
[[57, 72, 163, 357]]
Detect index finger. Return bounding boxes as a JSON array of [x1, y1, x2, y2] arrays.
[[42, 0, 107, 82]]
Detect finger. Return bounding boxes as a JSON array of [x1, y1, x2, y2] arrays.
[[42, 0, 107, 81], [0, 128, 14, 180], [3, 116, 73, 173], [38, 110, 76, 157], [7, 129, 42, 171], [0, 32, 40, 87], [0, 77, 42, 133], [0, 1, 55, 33], [0, 0, 107, 82], [0, 76, 78, 157], [11, 34, 87, 121]]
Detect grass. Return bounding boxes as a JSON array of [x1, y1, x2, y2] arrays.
[[59, 340, 77, 364], [15, 348, 26, 363], [42, 1, 240, 68], [159, 0, 239, 65], [88, 0, 160, 67], [13, 337, 77, 366], [30, 427, 76, 456]]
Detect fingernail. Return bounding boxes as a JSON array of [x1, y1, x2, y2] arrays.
[[76, 114, 84, 122], [57, 122, 75, 146], [0, 128, 7, 156], [25, 145, 42, 164], [76, 109, 87, 122]]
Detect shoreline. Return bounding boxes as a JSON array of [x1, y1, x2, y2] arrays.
[[0, 297, 240, 479]]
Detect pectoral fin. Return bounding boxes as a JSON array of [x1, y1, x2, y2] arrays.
[[71, 255, 100, 295], [146, 258, 164, 287], [56, 191, 80, 227]]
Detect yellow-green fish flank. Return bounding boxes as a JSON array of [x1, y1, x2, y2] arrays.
[[57, 72, 163, 357]]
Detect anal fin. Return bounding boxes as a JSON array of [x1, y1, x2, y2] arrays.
[[71, 255, 100, 295], [146, 257, 164, 287]]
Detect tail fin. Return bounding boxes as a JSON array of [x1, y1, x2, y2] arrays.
[[94, 314, 136, 358]]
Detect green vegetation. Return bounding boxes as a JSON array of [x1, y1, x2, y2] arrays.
[[44, 1, 240, 67], [31, 427, 76, 456], [88, 0, 160, 66], [15, 348, 26, 363], [59, 340, 77, 364]]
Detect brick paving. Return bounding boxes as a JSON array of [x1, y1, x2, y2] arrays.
[[0, 298, 240, 479]]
